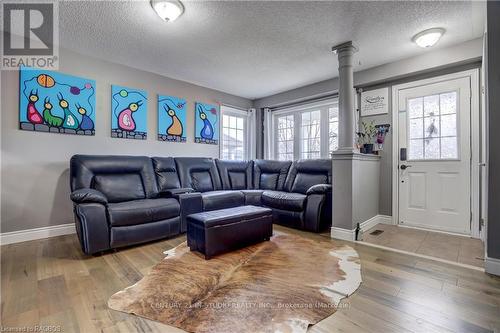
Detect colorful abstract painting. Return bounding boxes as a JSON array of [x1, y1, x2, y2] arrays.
[[158, 95, 186, 142], [111, 85, 148, 140], [194, 102, 219, 145], [19, 67, 96, 135]]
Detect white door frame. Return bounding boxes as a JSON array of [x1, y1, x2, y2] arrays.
[[391, 69, 482, 239]]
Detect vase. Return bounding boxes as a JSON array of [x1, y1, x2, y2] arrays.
[[363, 143, 374, 154]]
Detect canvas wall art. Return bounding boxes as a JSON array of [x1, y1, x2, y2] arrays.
[[111, 85, 148, 140], [19, 67, 96, 135], [194, 102, 219, 145], [158, 95, 187, 142]]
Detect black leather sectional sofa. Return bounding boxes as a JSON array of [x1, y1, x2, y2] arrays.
[[70, 155, 332, 254]]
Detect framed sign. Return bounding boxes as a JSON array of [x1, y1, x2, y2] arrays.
[[360, 87, 389, 116]]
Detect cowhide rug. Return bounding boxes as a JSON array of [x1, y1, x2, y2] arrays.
[[108, 234, 362, 333]]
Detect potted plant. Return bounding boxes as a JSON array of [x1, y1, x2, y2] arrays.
[[360, 121, 377, 154]]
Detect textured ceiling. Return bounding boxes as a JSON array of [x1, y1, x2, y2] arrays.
[[59, 1, 485, 99]]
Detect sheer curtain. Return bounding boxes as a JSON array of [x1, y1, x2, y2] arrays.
[[247, 108, 257, 159], [263, 108, 272, 159]]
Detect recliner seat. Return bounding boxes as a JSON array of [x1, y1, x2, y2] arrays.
[[174, 157, 246, 211], [254, 159, 332, 231], [261, 191, 306, 211], [70, 155, 182, 254]]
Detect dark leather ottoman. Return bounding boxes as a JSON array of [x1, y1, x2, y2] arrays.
[[187, 205, 273, 259]]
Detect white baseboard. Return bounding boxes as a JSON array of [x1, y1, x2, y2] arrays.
[[485, 257, 500, 276], [360, 214, 393, 232], [0, 223, 76, 245], [330, 227, 355, 241], [377, 215, 393, 225], [331, 215, 393, 242]]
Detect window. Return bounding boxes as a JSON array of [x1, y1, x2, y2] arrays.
[[221, 106, 253, 160], [407, 92, 458, 160], [272, 99, 338, 160], [329, 106, 339, 154], [301, 110, 321, 159], [276, 114, 294, 161]]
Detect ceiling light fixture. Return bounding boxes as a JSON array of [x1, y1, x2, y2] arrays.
[[412, 28, 445, 48], [151, 0, 184, 22]]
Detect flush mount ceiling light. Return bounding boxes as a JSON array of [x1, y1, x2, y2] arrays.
[[412, 28, 445, 48], [151, 0, 184, 22]]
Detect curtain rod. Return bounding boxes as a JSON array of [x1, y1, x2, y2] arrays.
[[218, 102, 250, 112], [269, 92, 338, 111]]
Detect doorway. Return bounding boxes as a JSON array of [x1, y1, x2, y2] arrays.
[[360, 70, 484, 269], [397, 77, 471, 234], [392, 70, 482, 238]]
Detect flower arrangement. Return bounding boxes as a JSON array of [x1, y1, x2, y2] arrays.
[[376, 124, 390, 150], [357, 121, 378, 154]]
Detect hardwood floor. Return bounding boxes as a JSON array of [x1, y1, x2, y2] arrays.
[[2, 225, 500, 332]]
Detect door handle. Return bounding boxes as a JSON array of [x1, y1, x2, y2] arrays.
[[400, 164, 412, 170]]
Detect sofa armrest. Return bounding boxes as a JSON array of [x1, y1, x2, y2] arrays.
[[71, 189, 108, 205], [160, 187, 195, 198], [178, 192, 203, 233], [304, 194, 326, 232], [306, 184, 332, 195], [73, 203, 111, 254]]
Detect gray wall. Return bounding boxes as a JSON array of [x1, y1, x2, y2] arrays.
[[332, 154, 381, 230], [487, 2, 500, 260], [358, 104, 393, 216], [0, 48, 252, 233], [254, 38, 483, 216]]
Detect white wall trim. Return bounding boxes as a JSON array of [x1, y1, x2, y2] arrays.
[[0, 223, 76, 245], [470, 68, 482, 239], [330, 227, 355, 241], [485, 257, 500, 276], [331, 215, 393, 241], [359, 214, 393, 233]]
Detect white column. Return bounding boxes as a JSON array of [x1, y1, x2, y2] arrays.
[[332, 41, 357, 151]]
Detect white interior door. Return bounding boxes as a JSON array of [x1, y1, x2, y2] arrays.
[[398, 77, 471, 235]]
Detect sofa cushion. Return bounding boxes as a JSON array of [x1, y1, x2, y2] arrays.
[[108, 198, 180, 227], [152, 157, 181, 192], [253, 160, 292, 190], [215, 160, 253, 190], [201, 190, 245, 211], [175, 157, 222, 192], [191, 171, 215, 192], [261, 190, 307, 212], [70, 155, 158, 199], [240, 189, 264, 206], [93, 173, 145, 203], [290, 173, 329, 194], [284, 159, 332, 194]]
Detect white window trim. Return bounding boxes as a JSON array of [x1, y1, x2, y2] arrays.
[[219, 105, 255, 160], [270, 99, 338, 160]]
